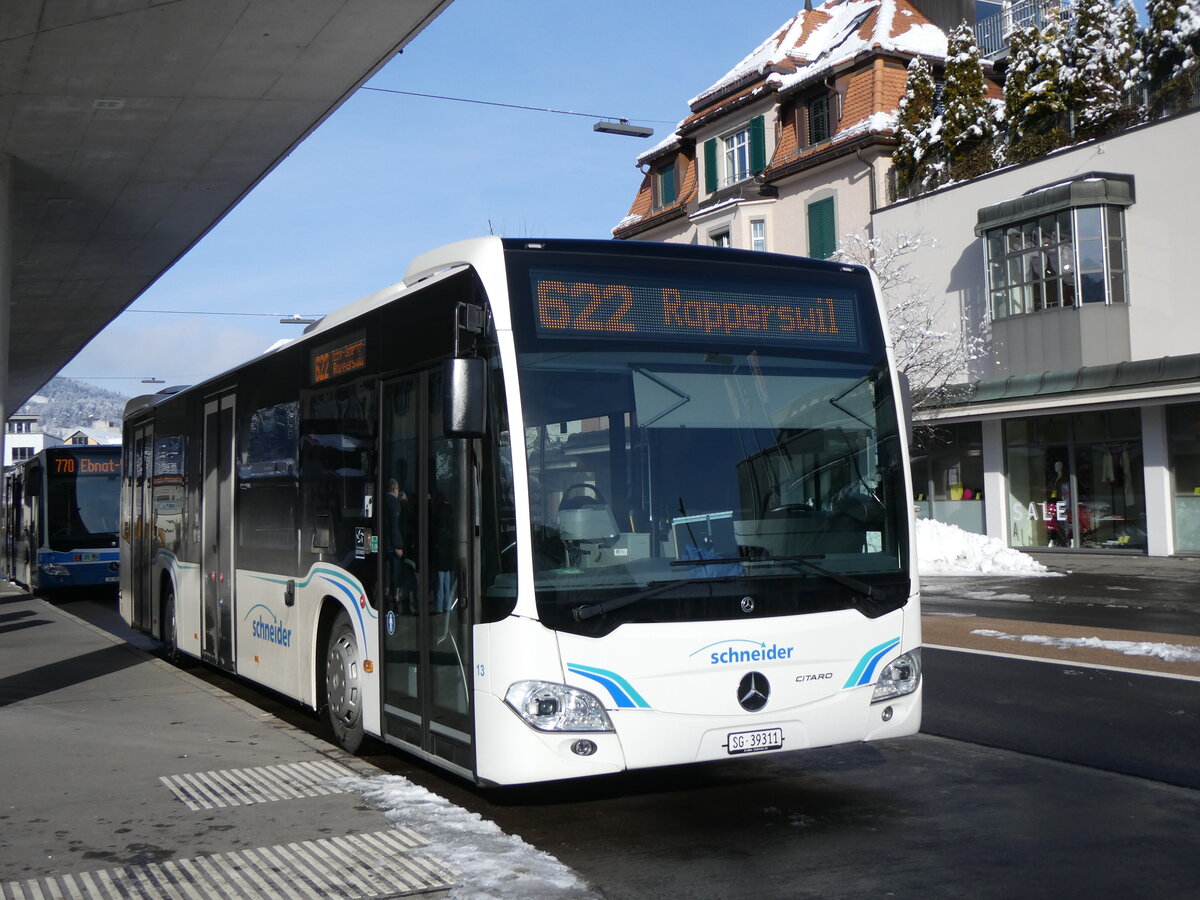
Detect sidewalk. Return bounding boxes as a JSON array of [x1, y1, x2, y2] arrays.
[[0, 582, 458, 898]]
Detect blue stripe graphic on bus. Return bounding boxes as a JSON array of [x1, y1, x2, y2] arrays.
[[843, 638, 900, 688], [567, 663, 650, 709]]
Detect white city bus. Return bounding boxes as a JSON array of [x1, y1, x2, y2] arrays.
[[120, 237, 921, 786]]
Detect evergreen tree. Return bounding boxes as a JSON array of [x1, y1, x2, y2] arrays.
[[892, 55, 939, 194], [1067, 0, 1127, 134], [1004, 25, 1040, 142], [940, 24, 996, 180], [1022, 8, 1071, 143], [1144, 0, 1200, 113], [1116, 0, 1144, 93]]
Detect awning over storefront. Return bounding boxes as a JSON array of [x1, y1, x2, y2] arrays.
[[966, 353, 1200, 404], [974, 173, 1136, 235]]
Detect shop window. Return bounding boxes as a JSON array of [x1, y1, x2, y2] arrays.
[[911, 423, 985, 534], [1004, 411, 1145, 550], [1167, 402, 1200, 553]]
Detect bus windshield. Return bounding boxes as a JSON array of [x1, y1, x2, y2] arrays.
[[515, 346, 909, 634], [46, 453, 121, 551]]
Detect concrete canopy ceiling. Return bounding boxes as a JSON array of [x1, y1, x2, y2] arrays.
[[1, 0, 451, 416]]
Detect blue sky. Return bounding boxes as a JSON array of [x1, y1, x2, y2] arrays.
[[63, 0, 807, 392], [61, 0, 1150, 394]]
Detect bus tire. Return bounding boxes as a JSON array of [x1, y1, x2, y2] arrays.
[[325, 610, 365, 753], [161, 585, 182, 665]]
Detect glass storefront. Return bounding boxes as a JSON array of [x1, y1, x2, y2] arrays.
[[912, 423, 985, 534], [1167, 402, 1200, 554], [1005, 410, 1146, 550]]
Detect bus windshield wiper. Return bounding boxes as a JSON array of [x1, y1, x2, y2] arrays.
[[759, 555, 885, 602], [572, 574, 739, 622]]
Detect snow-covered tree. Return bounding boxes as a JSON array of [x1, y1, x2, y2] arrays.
[[892, 55, 940, 194], [832, 233, 989, 410], [1144, 0, 1200, 113], [1066, 0, 1131, 134], [1017, 8, 1072, 150], [1004, 25, 1040, 143], [940, 24, 997, 180]]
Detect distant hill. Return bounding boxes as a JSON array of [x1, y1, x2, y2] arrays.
[[16, 377, 129, 438]]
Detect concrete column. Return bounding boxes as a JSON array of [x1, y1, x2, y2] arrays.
[[1, 153, 11, 463], [1141, 404, 1174, 557], [981, 418, 1007, 541]]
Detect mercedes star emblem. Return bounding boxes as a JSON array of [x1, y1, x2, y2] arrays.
[[740, 596, 755, 613], [738, 671, 770, 711]]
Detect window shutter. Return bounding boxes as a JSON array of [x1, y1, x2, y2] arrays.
[[750, 115, 766, 174], [807, 197, 836, 260], [704, 139, 718, 193], [659, 165, 676, 206]]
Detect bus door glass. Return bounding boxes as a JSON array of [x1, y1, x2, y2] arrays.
[[132, 424, 154, 629], [202, 392, 236, 669], [379, 370, 474, 770]]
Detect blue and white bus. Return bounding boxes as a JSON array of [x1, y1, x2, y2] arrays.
[[4, 445, 122, 592], [120, 237, 921, 785]]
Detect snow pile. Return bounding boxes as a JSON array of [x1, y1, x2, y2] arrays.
[[972, 629, 1200, 664], [344, 775, 597, 899], [916, 518, 1053, 576]]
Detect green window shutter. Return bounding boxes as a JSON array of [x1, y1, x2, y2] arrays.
[[750, 115, 766, 174], [807, 197, 836, 260], [659, 165, 676, 206], [704, 138, 718, 193]]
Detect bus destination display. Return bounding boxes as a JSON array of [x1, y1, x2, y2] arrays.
[[530, 268, 862, 349], [52, 456, 121, 476], [311, 331, 367, 385]]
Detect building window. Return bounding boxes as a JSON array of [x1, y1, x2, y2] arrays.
[[711, 230, 731, 248], [751, 220, 767, 252], [1004, 410, 1145, 550], [912, 423, 985, 534], [703, 115, 766, 193], [11, 446, 32, 462], [806, 94, 831, 145], [655, 161, 677, 208], [807, 195, 836, 260], [985, 206, 1129, 319], [1167, 402, 1200, 553]]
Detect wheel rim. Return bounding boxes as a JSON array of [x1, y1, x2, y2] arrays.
[[326, 629, 361, 726]]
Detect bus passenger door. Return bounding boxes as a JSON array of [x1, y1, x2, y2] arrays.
[[202, 392, 236, 670], [130, 423, 154, 630], [379, 370, 475, 775]]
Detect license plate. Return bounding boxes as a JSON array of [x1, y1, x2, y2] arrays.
[[726, 727, 784, 755], [105, 576, 119, 583]]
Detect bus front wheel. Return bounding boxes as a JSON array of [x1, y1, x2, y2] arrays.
[[325, 610, 365, 753]]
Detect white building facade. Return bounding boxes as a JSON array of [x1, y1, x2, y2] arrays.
[[4, 415, 63, 466], [874, 108, 1200, 557]]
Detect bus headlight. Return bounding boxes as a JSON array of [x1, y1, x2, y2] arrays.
[[504, 681, 614, 732], [871, 649, 921, 703], [41, 564, 70, 578]]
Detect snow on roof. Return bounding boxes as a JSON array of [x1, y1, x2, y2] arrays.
[[691, 0, 948, 111]]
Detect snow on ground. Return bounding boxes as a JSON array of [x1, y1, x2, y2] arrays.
[[916, 517, 1055, 576], [971, 629, 1200, 664], [342, 775, 598, 899]]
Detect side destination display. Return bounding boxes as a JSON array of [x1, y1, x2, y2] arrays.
[[530, 267, 863, 349]]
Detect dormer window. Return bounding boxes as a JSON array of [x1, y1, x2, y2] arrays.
[[655, 161, 678, 209], [802, 94, 833, 147], [703, 115, 767, 193]]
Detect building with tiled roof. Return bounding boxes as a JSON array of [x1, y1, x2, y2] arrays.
[[613, 0, 1000, 256]]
